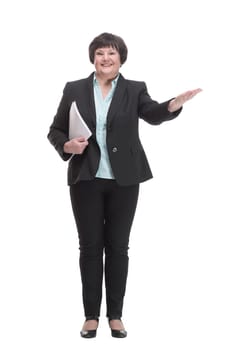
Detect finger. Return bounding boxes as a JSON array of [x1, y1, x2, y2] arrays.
[[190, 89, 202, 99], [183, 89, 201, 100], [189, 88, 203, 97], [77, 137, 86, 142]]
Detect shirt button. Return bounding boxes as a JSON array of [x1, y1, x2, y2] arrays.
[[112, 147, 118, 153]]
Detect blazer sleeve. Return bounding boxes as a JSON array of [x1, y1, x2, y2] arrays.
[[47, 83, 72, 161], [138, 82, 182, 125]]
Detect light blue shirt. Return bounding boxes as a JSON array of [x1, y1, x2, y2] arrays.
[[94, 74, 119, 179]]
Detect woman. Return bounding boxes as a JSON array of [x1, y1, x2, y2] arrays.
[[47, 32, 201, 338]]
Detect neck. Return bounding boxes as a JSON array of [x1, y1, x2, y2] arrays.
[[95, 72, 119, 86]]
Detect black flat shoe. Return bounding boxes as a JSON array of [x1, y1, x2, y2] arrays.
[[111, 329, 127, 338], [80, 329, 97, 338], [80, 317, 99, 338], [109, 318, 127, 338]]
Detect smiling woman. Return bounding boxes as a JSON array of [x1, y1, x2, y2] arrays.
[[47, 32, 202, 339], [93, 47, 121, 98], [89, 33, 127, 98], [94, 48, 119, 85]]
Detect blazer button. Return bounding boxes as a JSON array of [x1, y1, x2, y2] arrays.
[[112, 147, 118, 153]]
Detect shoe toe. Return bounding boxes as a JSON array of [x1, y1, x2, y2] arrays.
[[111, 329, 127, 338], [80, 329, 97, 338]]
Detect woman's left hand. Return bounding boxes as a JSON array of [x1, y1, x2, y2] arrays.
[[168, 88, 202, 113]]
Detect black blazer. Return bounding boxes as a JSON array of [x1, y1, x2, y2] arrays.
[[47, 73, 182, 186]]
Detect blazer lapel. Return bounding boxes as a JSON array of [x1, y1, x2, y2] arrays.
[[107, 74, 127, 127], [80, 73, 127, 129], [85, 73, 97, 128]]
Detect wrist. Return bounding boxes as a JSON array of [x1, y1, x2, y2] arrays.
[[168, 99, 176, 113]]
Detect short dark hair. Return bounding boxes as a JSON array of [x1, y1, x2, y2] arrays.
[[89, 32, 128, 65]]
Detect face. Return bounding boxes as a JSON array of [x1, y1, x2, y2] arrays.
[[94, 46, 121, 79]]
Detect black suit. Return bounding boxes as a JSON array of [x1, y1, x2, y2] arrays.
[[48, 73, 182, 318], [48, 73, 181, 186]]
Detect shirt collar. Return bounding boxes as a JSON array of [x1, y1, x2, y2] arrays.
[[93, 73, 119, 86]]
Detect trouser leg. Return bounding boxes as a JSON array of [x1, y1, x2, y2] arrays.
[[70, 180, 105, 317], [104, 182, 139, 318]]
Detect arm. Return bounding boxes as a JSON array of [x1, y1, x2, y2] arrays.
[[48, 82, 90, 160], [138, 83, 202, 125], [138, 83, 182, 125], [47, 83, 71, 160]]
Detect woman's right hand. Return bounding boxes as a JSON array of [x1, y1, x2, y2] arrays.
[[63, 137, 89, 154]]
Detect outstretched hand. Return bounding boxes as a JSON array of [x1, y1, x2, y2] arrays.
[[168, 88, 202, 113]]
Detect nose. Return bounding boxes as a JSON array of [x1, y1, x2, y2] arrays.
[[103, 52, 110, 61]]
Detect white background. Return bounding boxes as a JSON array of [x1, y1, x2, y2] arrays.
[[1, 0, 232, 349]]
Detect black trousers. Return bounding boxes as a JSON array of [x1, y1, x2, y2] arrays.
[[70, 178, 139, 319]]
